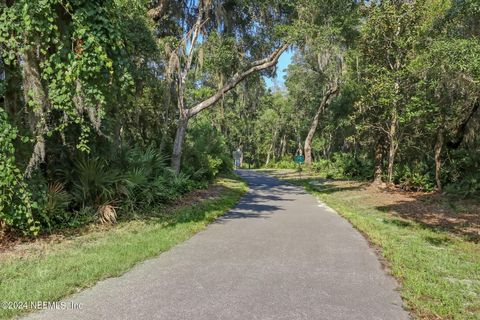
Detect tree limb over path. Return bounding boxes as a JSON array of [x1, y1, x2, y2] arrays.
[[188, 44, 290, 117]]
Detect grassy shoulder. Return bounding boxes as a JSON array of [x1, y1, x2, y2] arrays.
[[0, 175, 247, 320], [260, 169, 480, 320]]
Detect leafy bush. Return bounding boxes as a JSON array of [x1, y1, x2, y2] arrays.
[[116, 148, 196, 210], [170, 172, 194, 194], [1, 117, 230, 235], [40, 182, 72, 227], [446, 175, 480, 197], [26, 146, 203, 230], [70, 157, 122, 207], [182, 118, 232, 181], [312, 158, 343, 178], [264, 158, 297, 169], [443, 150, 480, 197], [0, 110, 39, 235], [119, 147, 172, 208], [339, 154, 373, 180], [35, 179, 93, 230], [311, 153, 373, 180], [394, 165, 435, 192]]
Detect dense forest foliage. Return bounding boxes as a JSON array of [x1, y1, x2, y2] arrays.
[[223, 0, 480, 194], [1, 0, 479, 236]]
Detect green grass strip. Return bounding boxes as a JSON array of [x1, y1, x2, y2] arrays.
[[0, 176, 247, 319]]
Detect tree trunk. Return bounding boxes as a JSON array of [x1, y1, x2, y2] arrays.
[[304, 85, 339, 166], [296, 141, 303, 156], [373, 138, 383, 184], [434, 126, 444, 191], [265, 144, 273, 166], [271, 129, 278, 163], [280, 134, 287, 158], [304, 139, 313, 165], [171, 117, 189, 173], [387, 108, 398, 184], [22, 45, 49, 177], [265, 129, 277, 166], [239, 145, 244, 167]]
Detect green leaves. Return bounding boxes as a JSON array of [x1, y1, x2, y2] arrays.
[[202, 32, 239, 77], [0, 0, 135, 158], [0, 110, 39, 235]]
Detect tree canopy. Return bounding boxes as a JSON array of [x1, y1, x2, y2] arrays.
[[1, 0, 479, 235]]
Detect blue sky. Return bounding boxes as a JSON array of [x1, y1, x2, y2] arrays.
[[264, 49, 293, 89]]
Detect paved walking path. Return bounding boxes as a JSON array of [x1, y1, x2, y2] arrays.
[[24, 170, 409, 320]]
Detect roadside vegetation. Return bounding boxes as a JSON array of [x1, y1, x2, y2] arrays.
[[0, 0, 291, 237], [233, 1, 479, 199], [263, 169, 479, 320], [0, 176, 246, 320], [1, 1, 479, 319], [2, 0, 478, 240]]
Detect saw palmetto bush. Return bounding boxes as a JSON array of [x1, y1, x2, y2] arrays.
[[70, 157, 122, 209], [33, 147, 201, 228], [118, 147, 196, 210], [40, 182, 73, 228]]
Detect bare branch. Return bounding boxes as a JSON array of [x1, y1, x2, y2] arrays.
[[181, 3, 207, 84]]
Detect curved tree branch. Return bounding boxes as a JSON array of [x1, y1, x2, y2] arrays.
[[188, 43, 289, 118]]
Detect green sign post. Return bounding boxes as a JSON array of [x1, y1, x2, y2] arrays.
[[294, 155, 305, 164], [294, 155, 304, 178]]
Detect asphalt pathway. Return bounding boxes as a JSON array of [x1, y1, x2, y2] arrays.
[[24, 170, 409, 320]]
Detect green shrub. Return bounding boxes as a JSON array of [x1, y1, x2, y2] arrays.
[[338, 154, 373, 179], [170, 172, 194, 194], [69, 157, 122, 207], [40, 182, 73, 228], [1, 120, 228, 234], [445, 175, 480, 197], [182, 118, 232, 181], [311, 153, 372, 180], [124, 146, 169, 178], [312, 158, 339, 178], [443, 150, 480, 197], [118, 148, 196, 210], [264, 158, 297, 169], [395, 165, 435, 192]]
